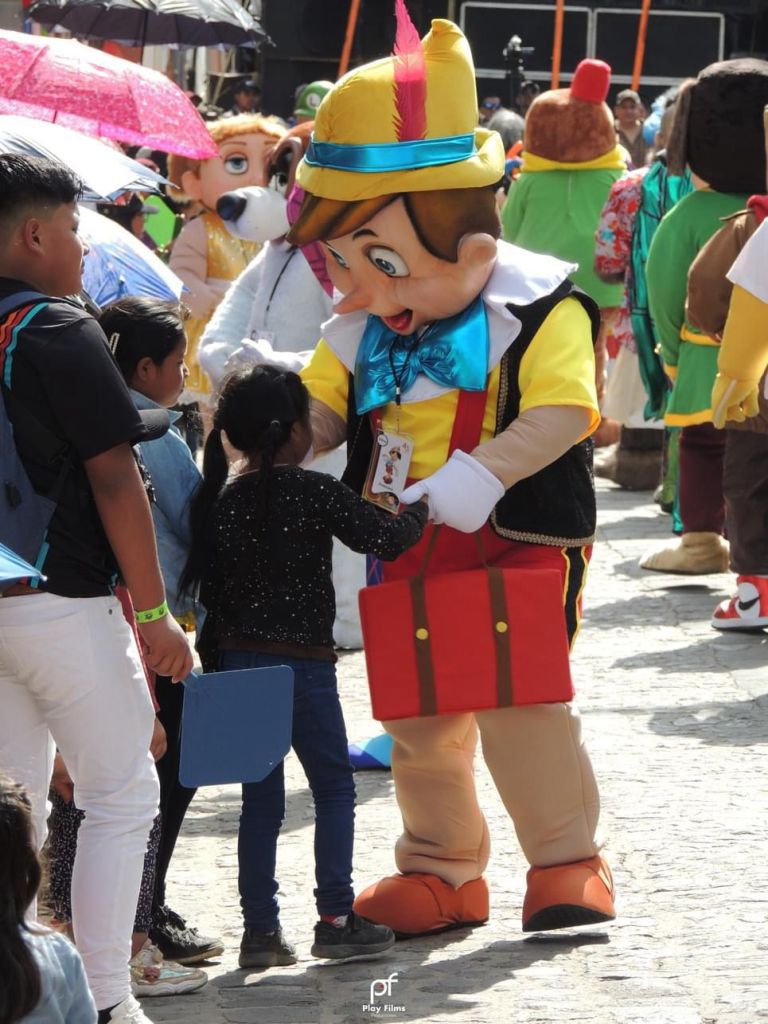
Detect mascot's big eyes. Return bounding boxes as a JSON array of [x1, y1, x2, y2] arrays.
[[367, 247, 409, 277], [224, 154, 249, 175], [326, 245, 350, 269]]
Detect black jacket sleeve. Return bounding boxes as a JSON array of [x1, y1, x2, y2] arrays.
[[309, 472, 428, 560]]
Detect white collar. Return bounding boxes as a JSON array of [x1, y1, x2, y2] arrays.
[[320, 241, 575, 405]]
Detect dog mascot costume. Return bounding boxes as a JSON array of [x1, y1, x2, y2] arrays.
[[198, 124, 333, 386], [288, 3, 615, 935]]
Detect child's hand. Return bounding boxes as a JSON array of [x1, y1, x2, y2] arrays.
[[150, 718, 168, 761], [139, 616, 194, 683], [51, 753, 74, 803], [401, 451, 504, 532]]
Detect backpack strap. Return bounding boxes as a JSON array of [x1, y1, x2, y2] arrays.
[[3, 388, 71, 468], [0, 291, 46, 321], [0, 291, 74, 570], [0, 290, 65, 466], [0, 291, 50, 386]]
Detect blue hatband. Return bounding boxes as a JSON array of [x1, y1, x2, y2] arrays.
[[304, 133, 476, 173]]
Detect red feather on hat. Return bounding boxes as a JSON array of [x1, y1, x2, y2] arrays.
[[392, 0, 426, 142]]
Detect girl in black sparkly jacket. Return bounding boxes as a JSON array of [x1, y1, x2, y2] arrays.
[[181, 364, 427, 967]]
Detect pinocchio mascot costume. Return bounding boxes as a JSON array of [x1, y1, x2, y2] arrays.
[[289, 1, 616, 936]]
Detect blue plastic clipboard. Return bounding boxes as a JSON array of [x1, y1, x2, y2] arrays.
[[180, 666, 294, 787]]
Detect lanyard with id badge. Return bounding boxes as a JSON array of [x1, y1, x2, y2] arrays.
[[361, 330, 422, 514]]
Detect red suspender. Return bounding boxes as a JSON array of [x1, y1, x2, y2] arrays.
[[447, 387, 489, 456]]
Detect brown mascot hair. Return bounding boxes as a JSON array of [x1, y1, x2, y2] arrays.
[[665, 79, 696, 178], [287, 187, 500, 263], [666, 59, 768, 194]]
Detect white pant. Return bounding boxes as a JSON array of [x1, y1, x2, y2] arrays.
[[0, 593, 159, 1010]]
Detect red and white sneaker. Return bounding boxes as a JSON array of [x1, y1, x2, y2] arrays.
[[712, 575, 768, 631]]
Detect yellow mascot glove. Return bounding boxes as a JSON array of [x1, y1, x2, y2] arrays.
[[711, 284, 768, 428], [711, 374, 760, 429]]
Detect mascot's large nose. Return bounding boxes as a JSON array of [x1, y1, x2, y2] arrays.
[[217, 192, 247, 223]]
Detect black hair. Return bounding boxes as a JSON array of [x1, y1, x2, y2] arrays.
[[0, 775, 42, 1024], [180, 364, 310, 596], [98, 297, 188, 381], [0, 154, 82, 236]]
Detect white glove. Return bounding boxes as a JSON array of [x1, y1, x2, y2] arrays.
[[222, 338, 309, 377], [400, 450, 506, 532]]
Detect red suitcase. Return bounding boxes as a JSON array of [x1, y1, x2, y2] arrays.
[[359, 549, 575, 721]]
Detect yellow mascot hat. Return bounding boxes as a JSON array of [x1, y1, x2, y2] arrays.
[[296, 8, 504, 201]]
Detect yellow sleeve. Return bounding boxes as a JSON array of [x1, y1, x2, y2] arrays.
[[300, 339, 350, 420], [719, 285, 768, 382], [518, 296, 600, 440]]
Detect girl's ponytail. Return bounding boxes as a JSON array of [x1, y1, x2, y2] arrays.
[[179, 425, 229, 597], [180, 364, 311, 595], [253, 418, 291, 521]]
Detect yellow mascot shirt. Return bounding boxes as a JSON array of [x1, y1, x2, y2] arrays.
[[303, 296, 598, 480]]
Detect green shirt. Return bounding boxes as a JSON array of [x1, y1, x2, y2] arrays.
[[501, 168, 624, 308], [646, 189, 747, 423]]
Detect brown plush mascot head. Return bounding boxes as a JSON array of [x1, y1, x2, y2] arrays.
[[523, 59, 616, 164]]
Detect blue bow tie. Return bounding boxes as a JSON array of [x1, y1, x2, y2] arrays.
[[353, 295, 489, 415]]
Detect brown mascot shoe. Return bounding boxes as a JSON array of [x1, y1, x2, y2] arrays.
[[522, 856, 615, 932], [353, 873, 489, 937]]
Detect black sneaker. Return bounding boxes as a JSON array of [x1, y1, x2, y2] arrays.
[[311, 911, 395, 961], [239, 926, 297, 968], [149, 905, 224, 965]]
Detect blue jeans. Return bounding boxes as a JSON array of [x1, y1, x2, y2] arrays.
[[219, 650, 356, 931]]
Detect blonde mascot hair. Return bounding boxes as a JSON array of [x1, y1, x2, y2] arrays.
[[167, 114, 286, 201]]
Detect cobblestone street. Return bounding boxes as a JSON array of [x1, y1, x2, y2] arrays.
[[148, 479, 768, 1024]]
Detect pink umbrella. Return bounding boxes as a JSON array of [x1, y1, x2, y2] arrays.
[[0, 28, 218, 158]]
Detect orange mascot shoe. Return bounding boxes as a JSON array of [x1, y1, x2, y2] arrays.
[[353, 874, 489, 937], [522, 856, 615, 932]]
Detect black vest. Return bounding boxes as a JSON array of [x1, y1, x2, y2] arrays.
[[342, 281, 600, 547]]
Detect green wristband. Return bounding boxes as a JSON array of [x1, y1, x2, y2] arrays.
[[135, 600, 169, 624]]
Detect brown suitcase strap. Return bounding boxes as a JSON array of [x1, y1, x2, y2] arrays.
[[487, 566, 513, 707], [410, 573, 437, 716], [409, 526, 513, 715]]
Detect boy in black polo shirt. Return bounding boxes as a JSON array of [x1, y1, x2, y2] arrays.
[[0, 154, 193, 1024]]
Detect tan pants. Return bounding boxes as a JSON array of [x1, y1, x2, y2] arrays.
[[385, 702, 601, 888]]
